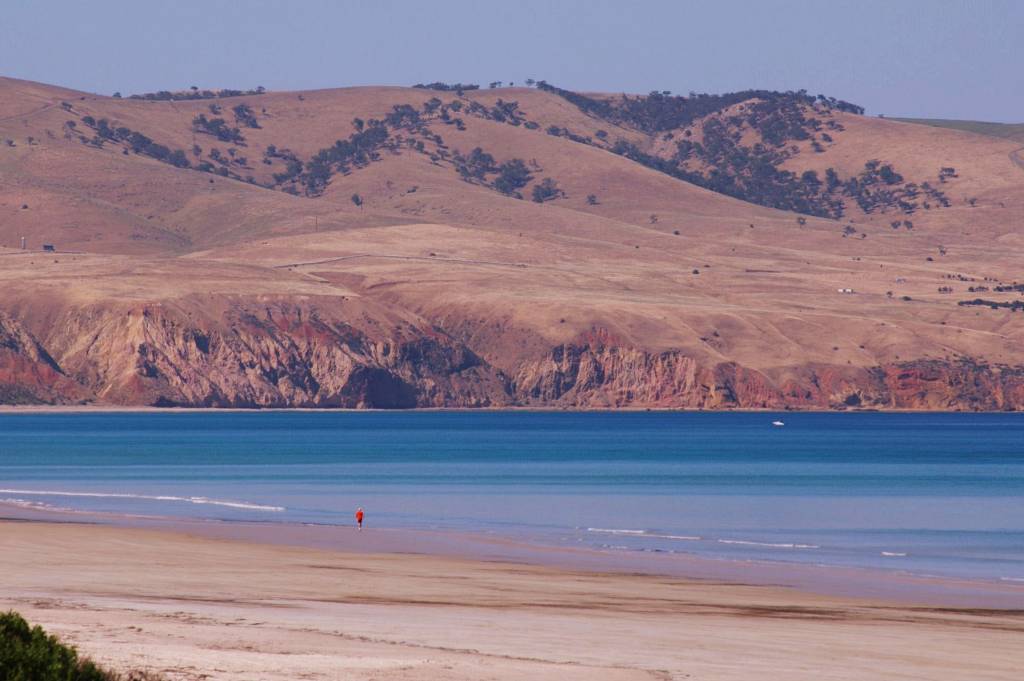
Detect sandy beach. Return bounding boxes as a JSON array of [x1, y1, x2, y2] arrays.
[[1, 520, 1021, 681]]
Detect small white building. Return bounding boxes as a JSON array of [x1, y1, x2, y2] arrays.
[[837, 288, 854, 294]]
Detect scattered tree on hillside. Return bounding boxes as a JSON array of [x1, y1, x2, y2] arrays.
[[296, 122, 389, 194], [531, 178, 564, 203], [493, 159, 532, 197], [351, 193, 363, 209], [524, 82, 962, 218], [192, 114, 244, 143], [272, 156, 303, 184], [826, 167, 841, 191], [232, 103, 260, 128], [384, 104, 422, 127], [451, 146, 537, 199], [455, 147, 497, 181], [74, 115, 191, 169]]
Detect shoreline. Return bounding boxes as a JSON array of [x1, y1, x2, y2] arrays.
[[3, 404, 1022, 414], [1, 519, 1022, 681], [4, 504, 1022, 609]]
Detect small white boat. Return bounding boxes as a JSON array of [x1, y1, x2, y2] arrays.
[[771, 420, 785, 427]]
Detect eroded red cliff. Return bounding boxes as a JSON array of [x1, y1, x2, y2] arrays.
[[1, 305, 1021, 410]]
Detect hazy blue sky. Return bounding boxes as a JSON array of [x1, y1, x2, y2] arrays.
[[2, 0, 1020, 121]]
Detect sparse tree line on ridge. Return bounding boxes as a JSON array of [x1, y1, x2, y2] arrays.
[[123, 85, 267, 101], [62, 80, 959, 219], [532, 81, 949, 219]]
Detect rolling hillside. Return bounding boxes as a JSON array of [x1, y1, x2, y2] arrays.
[[1, 76, 1023, 409], [893, 117, 1024, 144]]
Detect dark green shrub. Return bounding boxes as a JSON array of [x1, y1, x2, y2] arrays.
[[0, 611, 108, 681]]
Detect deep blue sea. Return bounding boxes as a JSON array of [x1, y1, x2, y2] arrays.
[[1, 411, 1022, 583]]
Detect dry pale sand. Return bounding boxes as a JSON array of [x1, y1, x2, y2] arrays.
[[1, 521, 1021, 681]]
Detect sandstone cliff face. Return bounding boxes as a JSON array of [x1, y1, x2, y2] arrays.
[[5, 300, 511, 408], [512, 334, 1024, 410], [879, 361, 1024, 411], [0, 313, 83, 404], [1, 305, 1021, 411]]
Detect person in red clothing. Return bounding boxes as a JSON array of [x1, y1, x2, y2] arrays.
[[355, 507, 364, 531]]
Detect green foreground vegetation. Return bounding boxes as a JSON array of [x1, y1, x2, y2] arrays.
[[0, 612, 159, 681]]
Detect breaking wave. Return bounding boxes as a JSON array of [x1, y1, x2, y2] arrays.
[[0, 489, 285, 512], [715, 539, 819, 549], [586, 528, 818, 548], [587, 528, 701, 540], [0, 497, 76, 513]]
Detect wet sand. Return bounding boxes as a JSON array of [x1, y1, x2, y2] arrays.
[[1, 520, 1022, 680], [7, 501, 1023, 609]]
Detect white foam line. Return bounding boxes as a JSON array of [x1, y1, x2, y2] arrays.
[[0, 489, 284, 512], [649, 533, 702, 541], [1, 497, 173, 521], [587, 528, 822, 548], [0, 497, 76, 513], [717, 539, 819, 549], [586, 528, 701, 540], [881, 551, 908, 557]]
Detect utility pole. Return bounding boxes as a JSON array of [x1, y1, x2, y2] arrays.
[[20, 236, 26, 250]]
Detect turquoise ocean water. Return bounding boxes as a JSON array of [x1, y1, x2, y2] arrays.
[[1, 411, 1022, 583]]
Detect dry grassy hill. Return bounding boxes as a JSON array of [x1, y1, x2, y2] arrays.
[[1, 76, 1022, 409], [893, 118, 1024, 144]]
